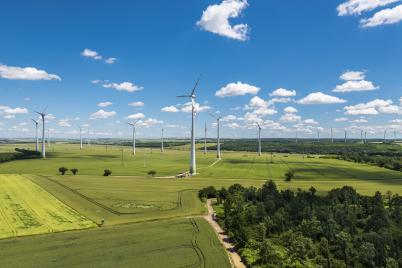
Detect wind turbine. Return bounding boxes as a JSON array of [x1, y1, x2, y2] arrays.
[[384, 130, 387, 143], [177, 77, 200, 175], [78, 125, 83, 150], [35, 107, 47, 159], [204, 122, 207, 154], [257, 123, 262, 156], [47, 129, 51, 147], [317, 129, 320, 143], [295, 130, 299, 143], [127, 120, 140, 155], [361, 130, 364, 144], [31, 119, 39, 152], [210, 112, 223, 159], [344, 130, 347, 143], [161, 128, 164, 152], [87, 127, 90, 146], [331, 128, 334, 143]]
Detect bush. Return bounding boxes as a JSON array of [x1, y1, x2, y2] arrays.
[[103, 169, 112, 176], [147, 170, 156, 177], [71, 168, 78, 175], [285, 171, 294, 182], [58, 167, 68, 175], [199, 186, 217, 199]]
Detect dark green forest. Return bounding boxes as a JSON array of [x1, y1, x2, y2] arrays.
[[200, 181, 402, 268]]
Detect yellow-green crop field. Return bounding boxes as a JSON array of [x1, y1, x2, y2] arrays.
[[0, 174, 95, 239]]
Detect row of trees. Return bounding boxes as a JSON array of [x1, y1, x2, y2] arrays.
[[335, 153, 402, 172], [200, 181, 402, 268]]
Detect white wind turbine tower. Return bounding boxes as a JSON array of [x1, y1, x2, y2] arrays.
[[257, 123, 262, 156], [177, 78, 200, 175], [365, 131, 367, 144], [344, 130, 347, 143], [361, 130, 364, 144], [384, 129, 387, 143], [78, 125, 83, 150], [331, 128, 334, 143], [35, 108, 47, 159], [204, 122, 207, 154], [210, 113, 223, 159], [32, 119, 39, 152], [295, 130, 298, 143], [161, 128, 164, 152], [317, 129, 320, 143], [127, 120, 140, 155]]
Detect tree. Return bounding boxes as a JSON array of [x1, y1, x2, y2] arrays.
[[103, 169, 112, 176], [285, 171, 294, 182], [58, 167, 68, 175], [71, 168, 78, 175], [147, 170, 156, 177]]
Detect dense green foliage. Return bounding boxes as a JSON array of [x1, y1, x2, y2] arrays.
[[0, 148, 39, 163], [334, 153, 402, 172], [203, 181, 402, 268]]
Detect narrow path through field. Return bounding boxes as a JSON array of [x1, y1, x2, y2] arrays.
[[203, 199, 246, 268]]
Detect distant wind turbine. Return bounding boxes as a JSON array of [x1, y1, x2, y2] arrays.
[[257, 123, 262, 156], [47, 129, 51, 147], [127, 120, 140, 155], [78, 125, 83, 150], [344, 130, 347, 143], [161, 128, 164, 152], [31, 119, 39, 152], [364, 131, 367, 144], [295, 130, 298, 143], [35, 107, 47, 159], [384, 130, 387, 143], [361, 130, 364, 144], [317, 129, 320, 143], [331, 128, 334, 143], [204, 122, 207, 154], [177, 77, 200, 175], [210, 112, 223, 159]]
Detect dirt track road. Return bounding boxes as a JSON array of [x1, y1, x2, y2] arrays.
[[203, 199, 246, 268]]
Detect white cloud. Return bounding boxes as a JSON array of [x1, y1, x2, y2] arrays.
[[81, 48, 102, 60], [224, 122, 240, 129], [196, 0, 249, 41], [304, 119, 319, 125], [337, 0, 400, 16], [128, 101, 144, 107], [58, 118, 72, 127], [297, 92, 347, 105], [103, 82, 143, 93], [105, 57, 117, 64], [90, 109, 116, 119], [98, 101, 113, 107], [222, 114, 238, 121], [270, 97, 292, 103], [0, 106, 28, 115], [248, 96, 267, 108], [335, 117, 349, 122], [340, 71, 366, 81], [352, 118, 368, 123], [181, 102, 211, 113], [215, 82, 260, 97], [344, 99, 402, 115], [269, 88, 296, 97], [137, 118, 163, 128], [126, 113, 145, 120], [284, 106, 298, 113], [0, 64, 61, 81], [280, 113, 301, 123], [360, 4, 402, 27], [333, 80, 379, 92], [161, 106, 179, 113]]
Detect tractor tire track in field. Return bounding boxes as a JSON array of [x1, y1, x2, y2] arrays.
[[189, 218, 206, 268]]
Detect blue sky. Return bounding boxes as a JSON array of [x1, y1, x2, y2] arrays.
[[0, 0, 402, 139]]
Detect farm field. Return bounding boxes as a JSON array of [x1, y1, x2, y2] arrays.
[[0, 217, 231, 268], [0, 174, 95, 239]]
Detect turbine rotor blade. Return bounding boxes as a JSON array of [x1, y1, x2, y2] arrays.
[[190, 76, 201, 96]]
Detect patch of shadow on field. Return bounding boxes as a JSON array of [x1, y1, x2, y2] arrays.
[[226, 159, 267, 164]]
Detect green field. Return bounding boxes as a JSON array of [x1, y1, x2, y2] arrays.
[[0, 217, 230, 268], [0, 174, 95, 239], [0, 143, 401, 267]]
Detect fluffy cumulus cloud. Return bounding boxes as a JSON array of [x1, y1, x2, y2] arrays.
[[81, 48, 117, 64], [102, 81, 143, 93], [215, 82, 260, 97], [0, 64, 60, 81], [98, 101, 113, 107], [161, 106, 179, 113], [224, 122, 240, 129], [360, 4, 402, 27], [280, 113, 301, 123], [304, 119, 319, 125], [180, 102, 211, 113], [269, 88, 296, 97], [337, 0, 400, 16], [196, 0, 249, 41], [90, 109, 116, 119], [126, 113, 145, 120], [222, 114, 238, 121], [344, 99, 402, 115], [137, 118, 163, 128], [334, 70, 378, 93], [335, 117, 349, 122], [128, 101, 144, 107], [284, 106, 298, 113], [297, 92, 347, 105], [0, 106, 28, 118]]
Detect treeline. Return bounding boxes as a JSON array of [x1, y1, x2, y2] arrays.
[[199, 181, 402, 268], [215, 140, 402, 156], [0, 148, 40, 163], [334, 153, 402, 172]]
